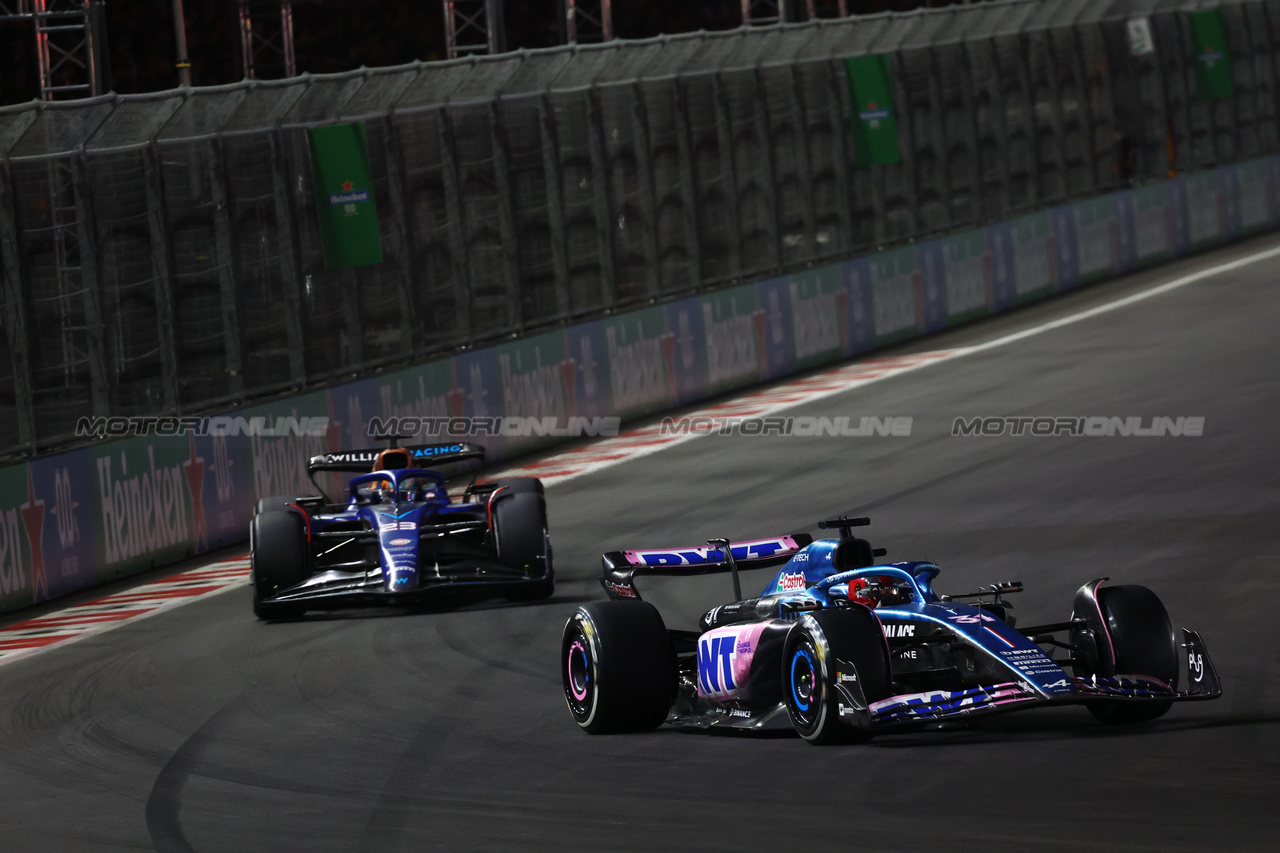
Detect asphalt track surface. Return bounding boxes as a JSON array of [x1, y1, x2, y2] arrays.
[[2, 234, 1279, 852]]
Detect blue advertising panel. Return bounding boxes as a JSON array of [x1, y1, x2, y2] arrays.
[[1111, 191, 1137, 273], [327, 376, 383, 452], [984, 222, 1017, 313], [840, 256, 876, 354], [663, 295, 708, 406], [913, 239, 948, 332], [191, 429, 254, 552], [1166, 177, 1191, 256], [564, 319, 612, 422], [26, 452, 97, 602], [1048, 205, 1080, 291], [754, 275, 795, 380]]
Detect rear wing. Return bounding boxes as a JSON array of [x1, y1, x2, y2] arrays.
[[600, 534, 812, 601], [308, 442, 486, 475]]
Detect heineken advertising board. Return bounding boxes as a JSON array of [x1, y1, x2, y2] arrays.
[[309, 122, 384, 270], [1189, 9, 1234, 100], [845, 55, 901, 167]]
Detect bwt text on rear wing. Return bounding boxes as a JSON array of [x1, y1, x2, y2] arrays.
[[601, 534, 812, 602]]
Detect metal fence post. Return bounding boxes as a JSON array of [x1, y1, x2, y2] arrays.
[[208, 136, 245, 402], [671, 76, 703, 291], [752, 64, 784, 275], [267, 129, 306, 386], [141, 143, 180, 412], [438, 108, 474, 343], [70, 151, 108, 417], [629, 80, 662, 299], [380, 114, 421, 356], [487, 98, 524, 331], [536, 92, 572, 319], [711, 72, 744, 280], [0, 160, 35, 452], [584, 87, 618, 308], [824, 58, 857, 252], [783, 63, 818, 262]]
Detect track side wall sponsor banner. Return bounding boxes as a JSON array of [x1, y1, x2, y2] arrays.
[[1, 156, 1278, 612]]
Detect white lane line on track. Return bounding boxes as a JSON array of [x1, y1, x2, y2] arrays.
[[959, 243, 1280, 355], [0, 556, 249, 667], [491, 241, 1280, 488], [2, 240, 1273, 667], [489, 352, 956, 486]]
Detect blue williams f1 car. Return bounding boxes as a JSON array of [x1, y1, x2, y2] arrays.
[[561, 516, 1219, 743], [251, 442, 552, 619]]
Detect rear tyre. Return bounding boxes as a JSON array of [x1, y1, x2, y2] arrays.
[[562, 601, 676, 734], [1080, 585, 1177, 724], [783, 607, 891, 745], [251, 510, 310, 620], [494, 493, 554, 601]]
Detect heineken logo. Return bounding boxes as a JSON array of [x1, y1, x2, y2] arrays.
[[1198, 46, 1223, 66], [330, 189, 370, 205], [859, 100, 890, 122]]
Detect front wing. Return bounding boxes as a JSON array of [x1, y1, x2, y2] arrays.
[[863, 629, 1220, 727], [257, 560, 544, 607]]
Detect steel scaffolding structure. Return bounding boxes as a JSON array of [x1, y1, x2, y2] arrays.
[[238, 0, 298, 80], [444, 0, 505, 58], [563, 0, 613, 44], [742, 0, 794, 26], [0, 0, 1275, 457], [1, 0, 106, 101]]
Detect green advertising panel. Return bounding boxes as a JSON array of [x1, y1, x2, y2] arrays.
[[869, 246, 919, 346], [845, 55, 901, 167], [1073, 197, 1116, 284], [1189, 9, 1234, 100], [940, 230, 991, 325], [789, 266, 845, 370], [309, 122, 384, 270], [495, 330, 573, 455], [1237, 160, 1271, 232], [700, 284, 763, 395], [1009, 211, 1055, 301], [1131, 184, 1171, 265], [603, 306, 673, 420]]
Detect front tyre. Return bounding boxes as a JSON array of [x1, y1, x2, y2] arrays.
[[1079, 584, 1178, 725], [251, 510, 310, 621], [488, 477, 544, 496], [783, 607, 891, 745], [562, 601, 676, 734], [494, 493, 554, 601]]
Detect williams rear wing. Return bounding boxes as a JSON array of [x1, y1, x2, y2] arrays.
[[600, 534, 812, 601], [308, 442, 486, 475]]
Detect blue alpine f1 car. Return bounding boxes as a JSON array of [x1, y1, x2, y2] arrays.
[[251, 442, 552, 619], [561, 516, 1219, 743]]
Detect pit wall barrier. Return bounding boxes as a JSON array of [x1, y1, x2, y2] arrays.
[[1, 156, 1276, 613]]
